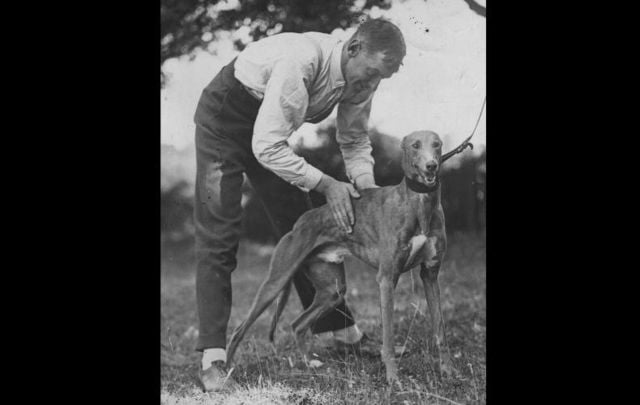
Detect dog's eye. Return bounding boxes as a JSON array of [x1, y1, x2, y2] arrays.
[[412, 141, 421, 149], [432, 141, 441, 148]]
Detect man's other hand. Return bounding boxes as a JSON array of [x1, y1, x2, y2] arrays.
[[315, 175, 360, 233]]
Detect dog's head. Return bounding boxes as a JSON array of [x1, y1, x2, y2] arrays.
[[401, 131, 443, 187]]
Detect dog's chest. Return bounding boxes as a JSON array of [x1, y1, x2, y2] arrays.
[[408, 234, 428, 259], [404, 233, 436, 270]]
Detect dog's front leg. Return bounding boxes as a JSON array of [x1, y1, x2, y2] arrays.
[[420, 261, 455, 378], [377, 265, 400, 387]]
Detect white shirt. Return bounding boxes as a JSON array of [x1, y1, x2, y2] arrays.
[[234, 32, 375, 192]]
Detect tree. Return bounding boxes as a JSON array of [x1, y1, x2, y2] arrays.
[[161, 0, 392, 67], [461, 0, 486, 18]]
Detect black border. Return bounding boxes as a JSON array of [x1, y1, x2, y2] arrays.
[[17, 1, 629, 402]]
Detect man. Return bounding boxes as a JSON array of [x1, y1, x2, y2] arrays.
[[194, 18, 406, 391]]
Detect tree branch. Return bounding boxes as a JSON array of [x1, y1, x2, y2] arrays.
[[461, 0, 486, 17]]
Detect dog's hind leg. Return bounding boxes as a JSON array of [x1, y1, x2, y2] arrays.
[[268, 279, 292, 344], [289, 261, 347, 356], [226, 273, 289, 366], [226, 232, 317, 365]]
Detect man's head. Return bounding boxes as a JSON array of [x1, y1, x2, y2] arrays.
[[341, 18, 406, 103]]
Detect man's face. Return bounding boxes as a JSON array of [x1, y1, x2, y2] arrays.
[[342, 39, 399, 103]]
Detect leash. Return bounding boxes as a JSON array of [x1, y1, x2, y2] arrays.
[[441, 95, 486, 163]]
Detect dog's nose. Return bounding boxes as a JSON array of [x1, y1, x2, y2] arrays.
[[425, 161, 438, 172]]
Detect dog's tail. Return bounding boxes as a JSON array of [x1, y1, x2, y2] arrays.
[[226, 225, 325, 365], [268, 279, 292, 343]]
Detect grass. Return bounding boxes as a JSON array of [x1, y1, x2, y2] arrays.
[[161, 232, 485, 404]]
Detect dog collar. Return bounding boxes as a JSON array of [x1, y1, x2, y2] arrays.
[[405, 176, 439, 194]]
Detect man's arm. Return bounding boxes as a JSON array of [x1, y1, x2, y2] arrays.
[[251, 57, 360, 233], [336, 92, 377, 190], [251, 58, 324, 192]]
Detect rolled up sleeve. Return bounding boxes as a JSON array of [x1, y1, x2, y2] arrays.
[[336, 93, 375, 183], [251, 59, 324, 192]]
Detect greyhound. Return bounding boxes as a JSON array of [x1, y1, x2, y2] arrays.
[[226, 130, 455, 385]]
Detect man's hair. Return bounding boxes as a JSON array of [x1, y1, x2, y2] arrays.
[[354, 18, 406, 73]]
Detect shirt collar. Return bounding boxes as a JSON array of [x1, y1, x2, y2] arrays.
[[329, 39, 345, 89]]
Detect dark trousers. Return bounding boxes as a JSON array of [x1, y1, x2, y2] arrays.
[[194, 59, 355, 351]]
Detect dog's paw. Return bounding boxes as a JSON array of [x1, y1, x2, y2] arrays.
[[436, 354, 458, 379], [391, 379, 403, 391], [386, 372, 402, 390]]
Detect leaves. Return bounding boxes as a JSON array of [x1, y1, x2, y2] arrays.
[[160, 0, 394, 67]]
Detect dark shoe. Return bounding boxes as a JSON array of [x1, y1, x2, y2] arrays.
[[199, 360, 232, 392], [332, 332, 378, 356]]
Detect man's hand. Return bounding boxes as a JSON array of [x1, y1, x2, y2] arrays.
[[353, 173, 379, 191], [315, 174, 361, 233]]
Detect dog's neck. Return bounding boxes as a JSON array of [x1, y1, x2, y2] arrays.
[[404, 176, 439, 194], [399, 176, 440, 236]]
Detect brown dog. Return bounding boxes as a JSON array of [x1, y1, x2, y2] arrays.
[[226, 130, 455, 385]]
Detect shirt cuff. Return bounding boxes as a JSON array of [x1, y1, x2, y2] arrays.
[[294, 164, 324, 192], [352, 172, 375, 188], [347, 163, 374, 183]]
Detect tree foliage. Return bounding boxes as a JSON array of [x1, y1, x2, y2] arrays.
[[161, 0, 393, 66]]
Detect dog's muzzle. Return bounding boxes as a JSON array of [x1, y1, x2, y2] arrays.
[[413, 162, 438, 186]]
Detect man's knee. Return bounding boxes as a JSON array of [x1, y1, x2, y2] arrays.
[[196, 161, 243, 213], [196, 243, 238, 271], [194, 155, 245, 255]]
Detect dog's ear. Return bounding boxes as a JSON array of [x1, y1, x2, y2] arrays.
[[400, 137, 408, 151]]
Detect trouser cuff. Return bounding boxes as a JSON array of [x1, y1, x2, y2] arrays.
[[196, 332, 226, 352]]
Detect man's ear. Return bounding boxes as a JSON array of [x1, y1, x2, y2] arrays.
[[347, 39, 362, 57]]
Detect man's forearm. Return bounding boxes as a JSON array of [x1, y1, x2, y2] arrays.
[[338, 134, 375, 187], [252, 137, 324, 192]]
